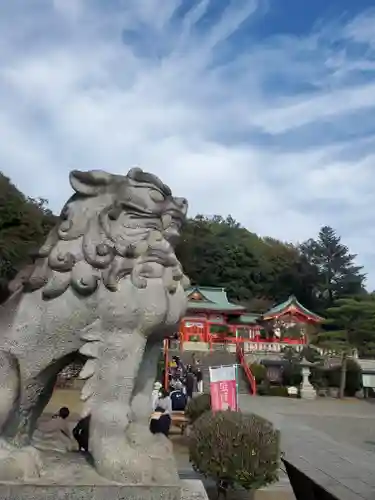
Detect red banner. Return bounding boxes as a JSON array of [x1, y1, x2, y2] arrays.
[[209, 365, 238, 411]]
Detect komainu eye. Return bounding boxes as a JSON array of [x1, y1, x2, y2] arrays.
[[150, 189, 165, 202]]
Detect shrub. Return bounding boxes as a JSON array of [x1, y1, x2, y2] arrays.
[[257, 385, 289, 397], [185, 393, 211, 423], [345, 360, 362, 396], [309, 359, 362, 396], [325, 359, 362, 396], [309, 365, 327, 389], [282, 363, 303, 386], [256, 379, 270, 396], [189, 411, 279, 491], [268, 386, 289, 397], [249, 363, 267, 384]]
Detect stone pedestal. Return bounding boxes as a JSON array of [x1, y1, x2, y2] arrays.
[[0, 483, 182, 500], [0, 452, 209, 500], [0, 481, 209, 500]]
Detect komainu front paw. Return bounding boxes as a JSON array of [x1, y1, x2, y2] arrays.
[[92, 435, 155, 484], [91, 425, 179, 485], [0, 440, 42, 480]]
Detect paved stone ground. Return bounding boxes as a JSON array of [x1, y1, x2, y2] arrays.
[[239, 396, 375, 500], [239, 396, 375, 454]]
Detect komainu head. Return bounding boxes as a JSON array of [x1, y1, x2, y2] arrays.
[[24, 167, 189, 299]]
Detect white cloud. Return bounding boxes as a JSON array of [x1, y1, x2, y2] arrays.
[[250, 83, 375, 134], [52, 0, 85, 21], [1, 1, 375, 286]]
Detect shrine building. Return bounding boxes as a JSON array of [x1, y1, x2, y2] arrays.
[[179, 286, 323, 347]]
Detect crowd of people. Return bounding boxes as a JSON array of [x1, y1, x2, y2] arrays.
[[149, 355, 204, 437], [169, 355, 203, 395]]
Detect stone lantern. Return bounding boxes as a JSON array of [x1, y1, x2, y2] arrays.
[[300, 357, 316, 400]]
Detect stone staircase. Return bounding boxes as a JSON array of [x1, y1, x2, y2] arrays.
[[168, 348, 251, 394]]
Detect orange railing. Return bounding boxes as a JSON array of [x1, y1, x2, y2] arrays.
[[236, 344, 257, 395], [163, 339, 169, 390]]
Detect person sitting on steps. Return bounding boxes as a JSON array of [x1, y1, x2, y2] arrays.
[[149, 406, 172, 437]]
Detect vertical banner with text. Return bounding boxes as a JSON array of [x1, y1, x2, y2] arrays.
[[209, 365, 238, 411]]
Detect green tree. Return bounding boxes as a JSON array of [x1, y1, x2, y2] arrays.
[[261, 239, 319, 308], [316, 297, 375, 397], [177, 215, 322, 310], [300, 226, 366, 307], [0, 173, 56, 303], [176, 215, 264, 302]]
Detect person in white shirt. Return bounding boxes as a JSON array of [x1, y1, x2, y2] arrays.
[[154, 388, 172, 414], [151, 381, 163, 411]]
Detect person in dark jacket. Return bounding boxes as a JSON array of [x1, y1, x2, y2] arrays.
[[185, 367, 195, 400], [149, 406, 172, 437], [196, 368, 203, 393], [170, 389, 187, 411], [73, 415, 91, 452]]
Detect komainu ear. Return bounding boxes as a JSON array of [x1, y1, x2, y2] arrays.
[[69, 170, 114, 196]]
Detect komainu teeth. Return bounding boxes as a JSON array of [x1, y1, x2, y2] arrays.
[[79, 341, 100, 358], [161, 213, 172, 229], [79, 320, 102, 342], [134, 240, 148, 256], [148, 230, 162, 244], [80, 380, 94, 402], [80, 332, 100, 342], [78, 359, 96, 380]]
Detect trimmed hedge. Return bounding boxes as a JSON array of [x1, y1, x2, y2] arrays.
[[249, 363, 267, 384], [185, 393, 211, 423], [268, 386, 289, 397], [309, 359, 362, 396], [189, 411, 280, 491], [258, 384, 289, 397], [282, 363, 303, 387]]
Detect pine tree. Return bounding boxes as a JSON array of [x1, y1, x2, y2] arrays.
[[300, 226, 366, 306], [317, 296, 375, 397]]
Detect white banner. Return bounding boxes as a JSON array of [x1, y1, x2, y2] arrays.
[[209, 365, 236, 383], [209, 364, 238, 411]]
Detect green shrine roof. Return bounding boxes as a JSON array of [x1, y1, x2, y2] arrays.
[[263, 295, 323, 321], [185, 287, 322, 323], [186, 286, 245, 312]]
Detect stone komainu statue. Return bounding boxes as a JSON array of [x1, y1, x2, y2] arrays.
[[0, 168, 189, 483]]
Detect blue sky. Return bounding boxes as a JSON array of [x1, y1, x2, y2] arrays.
[[1, 0, 375, 287]]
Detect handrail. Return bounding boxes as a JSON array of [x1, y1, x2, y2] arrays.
[[163, 338, 169, 390], [236, 344, 257, 395]]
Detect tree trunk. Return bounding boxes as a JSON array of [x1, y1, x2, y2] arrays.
[[339, 353, 347, 399]]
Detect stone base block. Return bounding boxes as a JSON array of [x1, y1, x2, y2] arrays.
[[0, 450, 178, 499], [0, 449, 209, 500], [0, 483, 181, 500], [0, 480, 209, 500]]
